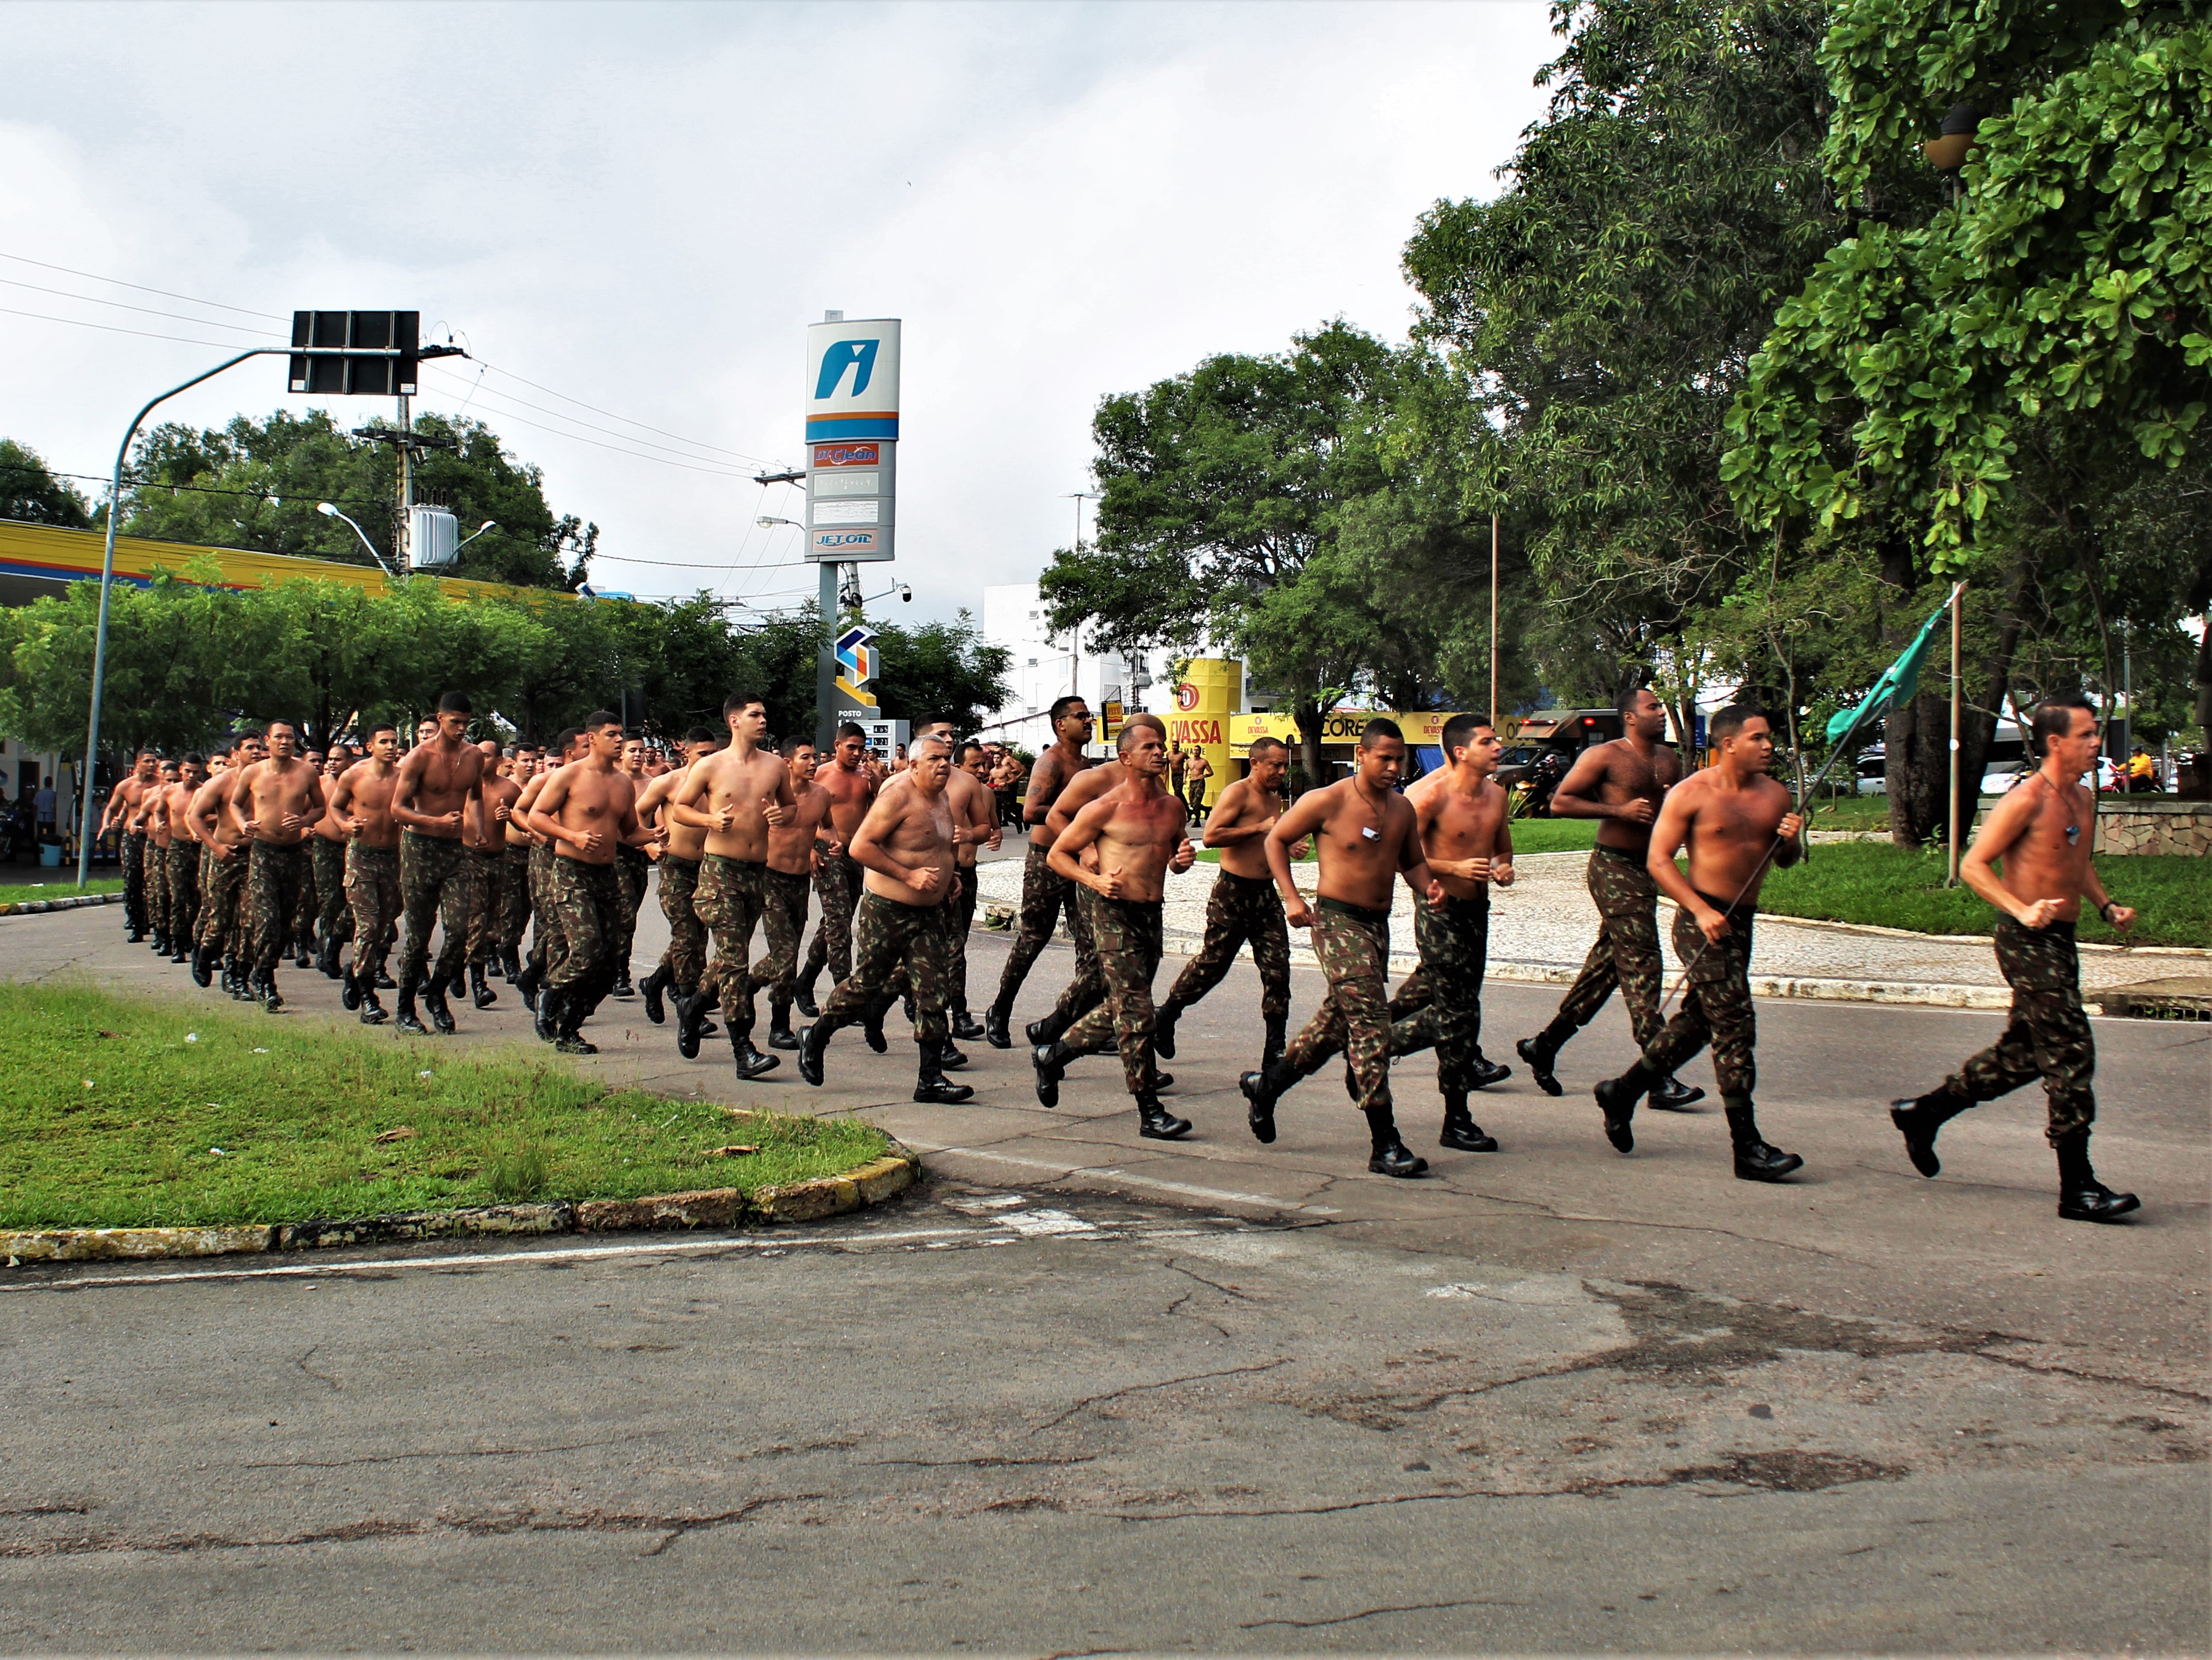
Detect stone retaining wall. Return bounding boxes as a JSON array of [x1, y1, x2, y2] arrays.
[[2093, 801, 2212, 857]]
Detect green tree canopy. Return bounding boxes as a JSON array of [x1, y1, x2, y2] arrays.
[[0, 439, 94, 528]]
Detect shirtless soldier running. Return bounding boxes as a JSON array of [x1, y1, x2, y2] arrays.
[[910, 718, 1002, 1046], [496, 744, 539, 982], [668, 694, 797, 1080], [1154, 734, 1298, 1072], [309, 751, 354, 980], [1240, 718, 1444, 1177], [793, 723, 878, 1017], [457, 738, 515, 1009], [1517, 687, 1702, 1110], [234, 720, 327, 1011], [634, 728, 724, 1056], [187, 739, 258, 991], [1034, 720, 1197, 1140], [526, 712, 653, 1053], [330, 724, 403, 1023], [983, 695, 1094, 1049], [1592, 704, 1803, 1180], [1886, 694, 2139, 1221], [795, 734, 974, 1105], [158, 757, 205, 960], [753, 737, 837, 1053], [390, 692, 492, 1035], [100, 750, 162, 943]]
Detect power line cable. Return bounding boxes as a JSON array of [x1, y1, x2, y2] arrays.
[[0, 276, 286, 337], [410, 385, 755, 480], [472, 357, 781, 467], [0, 303, 268, 351], [419, 367, 762, 472], [0, 252, 290, 321]]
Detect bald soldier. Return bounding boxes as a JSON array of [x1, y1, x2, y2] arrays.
[[1592, 704, 1804, 1181], [390, 692, 493, 1035], [668, 693, 797, 1081], [526, 711, 652, 1053], [232, 720, 327, 1011], [330, 724, 404, 1024], [796, 733, 974, 1105], [1034, 720, 1197, 1140], [635, 728, 726, 1058]]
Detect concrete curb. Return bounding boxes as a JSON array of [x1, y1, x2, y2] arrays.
[[0, 1144, 920, 1267], [0, 891, 125, 918]]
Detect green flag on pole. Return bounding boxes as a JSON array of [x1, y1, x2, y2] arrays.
[[1825, 587, 1962, 748]]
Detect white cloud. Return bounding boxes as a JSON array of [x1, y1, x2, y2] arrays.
[[0, 0, 1554, 618]]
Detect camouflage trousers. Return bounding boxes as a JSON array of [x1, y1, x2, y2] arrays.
[[696, 853, 767, 1041], [1642, 895, 1758, 1101], [1281, 899, 1395, 1114], [993, 841, 1098, 1015], [748, 866, 813, 1019], [545, 855, 621, 1019], [147, 839, 170, 940], [1543, 845, 1666, 1051], [655, 853, 718, 996], [122, 831, 149, 934], [313, 836, 352, 950], [247, 840, 309, 972], [345, 842, 401, 980], [1039, 885, 1111, 1031], [397, 831, 472, 992], [196, 845, 247, 955], [499, 845, 533, 961], [798, 850, 861, 990], [613, 845, 649, 982], [1063, 895, 1165, 1095], [1942, 920, 2097, 1143], [818, 892, 956, 1048], [948, 860, 981, 1013], [463, 848, 506, 966], [1387, 894, 1492, 1093], [1163, 868, 1291, 1027], [526, 843, 564, 981], [289, 847, 318, 958], [166, 841, 200, 947]]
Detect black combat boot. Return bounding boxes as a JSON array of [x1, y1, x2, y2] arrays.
[[767, 996, 800, 1051], [293, 937, 313, 971], [1724, 1098, 1803, 1181], [1136, 1092, 1192, 1140], [731, 1029, 781, 1081], [469, 962, 497, 1009], [1594, 1061, 1653, 1153], [1439, 1090, 1498, 1152], [446, 964, 469, 1003], [1650, 1074, 1706, 1110], [227, 957, 251, 1000], [674, 988, 711, 1060], [940, 1037, 969, 1070], [793, 973, 821, 1020], [1238, 1058, 1297, 1144], [513, 958, 543, 1012], [914, 1046, 975, 1105], [554, 1008, 598, 1054], [1025, 1009, 1069, 1050], [252, 968, 284, 1012], [639, 961, 671, 1025], [501, 946, 521, 980], [613, 969, 636, 999], [1365, 1105, 1428, 1178], [797, 1023, 828, 1087], [2055, 1132, 2140, 1222], [1888, 1085, 1971, 1177], [395, 976, 430, 1035], [170, 939, 190, 965], [150, 929, 170, 957], [1032, 1040, 1076, 1107], [190, 943, 216, 988], [1261, 1016, 1287, 1075], [533, 985, 562, 1043], [951, 1006, 985, 1042], [357, 977, 390, 1025], [1152, 1001, 1182, 1060], [862, 998, 890, 1054], [340, 965, 363, 1011], [983, 1001, 1013, 1050], [1516, 1031, 1565, 1097], [316, 937, 341, 979], [422, 974, 457, 1035], [1467, 1054, 1512, 1090]]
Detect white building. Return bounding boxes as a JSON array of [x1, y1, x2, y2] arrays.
[[979, 582, 1184, 752]]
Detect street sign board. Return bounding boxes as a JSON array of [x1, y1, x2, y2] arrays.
[[805, 319, 898, 562]]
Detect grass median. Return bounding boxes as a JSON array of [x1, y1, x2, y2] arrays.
[[1, 984, 891, 1232]]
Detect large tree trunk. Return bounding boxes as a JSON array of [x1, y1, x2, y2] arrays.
[[1293, 696, 1328, 797]]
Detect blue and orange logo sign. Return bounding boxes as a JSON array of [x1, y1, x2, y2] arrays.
[[813, 443, 880, 469]]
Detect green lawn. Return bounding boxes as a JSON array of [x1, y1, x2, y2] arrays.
[[0, 984, 890, 1231], [2, 877, 126, 902], [1504, 818, 1600, 854], [1756, 844, 2208, 948]]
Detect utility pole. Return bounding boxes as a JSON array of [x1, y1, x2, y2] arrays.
[[1068, 491, 1097, 703], [1489, 513, 1500, 723]]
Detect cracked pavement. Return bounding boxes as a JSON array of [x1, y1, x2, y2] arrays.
[[3, 900, 2208, 1651]]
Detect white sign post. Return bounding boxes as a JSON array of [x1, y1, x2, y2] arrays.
[[808, 315, 901, 749]]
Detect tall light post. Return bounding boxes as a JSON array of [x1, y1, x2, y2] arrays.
[[316, 501, 401, 577]]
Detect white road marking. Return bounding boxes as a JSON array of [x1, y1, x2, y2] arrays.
[[905, 1141, 1339, 1215]]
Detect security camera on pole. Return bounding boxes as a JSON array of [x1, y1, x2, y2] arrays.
[[804, 311, 900, 750]]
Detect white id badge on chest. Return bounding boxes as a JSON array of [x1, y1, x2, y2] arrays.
[[1361, 825, 1380, 840]]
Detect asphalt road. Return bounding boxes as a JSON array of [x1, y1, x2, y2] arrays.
[[2, 895, 2206, 1652]]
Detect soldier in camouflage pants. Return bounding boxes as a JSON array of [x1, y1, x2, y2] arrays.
[[695, 853, 766, 1051], [612, 842, 649, 990], [499, 844, 533, 971], [1940, 920, 2098, 1143], [345, 842, 401, 990], [121, 829, 149, 939], [247, 840, 309, 996], [1538, 845, 1666, 1051], [797, 849, 861, 1000], [1637, 894, 1758, 1101], [992, 842, 1099, 1033], [525, 842, 565, 985], [197, 844, 245, 958], [749, 865, 813, 1035], [147, 832, 171, 946], [1159, 868, 1290, 1047], [396, 831, 472, 1001], [464, 847, 505, 972], [1384, 893, 1494, 1093], [1060, 895, 1166, 1095], [655, 852, 718, 1000], [166, 840, 200, 952], [544, 854, 623, 1042], [313, 836, 351, 962], [814, 892, 956, 1053], [1279, 900, 1396, 1114]]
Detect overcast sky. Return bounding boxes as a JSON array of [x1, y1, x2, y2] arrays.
[[1, 1, 1555, 623]]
